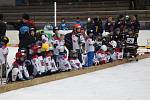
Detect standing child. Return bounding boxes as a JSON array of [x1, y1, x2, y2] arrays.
[[0, 36, 9, 77], [86, 30, 95, 67], [57, 33, 72, 71]]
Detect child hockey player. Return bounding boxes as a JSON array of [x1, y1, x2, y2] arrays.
[[85, 30, 95, 67], [109, 40, 118, 61], [57, 33, 72, 71], [52, 26, 60, 67], [69, 50, 82, 70], [45, 50, 58, 74], [10, 51, 30, 82], [124, 29, 138, 60], [0, 36, 9, 77], [95, 45, 108, 64], [30, 44, 46, 77]]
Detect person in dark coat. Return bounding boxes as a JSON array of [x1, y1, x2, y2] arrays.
[[18, 13, 35, 50], [86, 17, 94, 32], [0, 14, 6, 38], [104, 16, 114, 33], [17, 14, 36, 60], [131, 15, 140, 37], [65, 24, 85, 63], [93, 17, 103, 38]]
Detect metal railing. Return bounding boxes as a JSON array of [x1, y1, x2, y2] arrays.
[[0, 59, 3, 85], [0, 52, 8, 85]]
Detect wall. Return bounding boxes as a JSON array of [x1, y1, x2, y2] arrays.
[[6, 30, 150, 47], [0, 0, 15, 6]]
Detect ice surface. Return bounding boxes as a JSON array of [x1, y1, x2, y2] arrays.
[[0, 57, 150, 100]]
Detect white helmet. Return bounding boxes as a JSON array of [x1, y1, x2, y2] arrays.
[[102, 32, 110, 37], [59, 46, 65, 52], [101, 45, 107, 51], [110, 40, 117, 48], [87, 17, 91, 22]]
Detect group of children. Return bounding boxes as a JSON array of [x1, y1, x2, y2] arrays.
[[2, 14, 139, 82]]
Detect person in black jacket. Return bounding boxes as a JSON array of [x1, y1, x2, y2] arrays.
[[0, 14, 6, 38], [65, 24, 85, 63], [131, 15, 140, 37], [18, 14, 36, 60], [18, 13, 35, 50], [86, 17, 94, 33], [93, 17, 103, 37], [129, 0, 136, 10], [104, 16, 114, 33]]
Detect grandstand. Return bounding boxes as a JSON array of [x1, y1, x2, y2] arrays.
[[0, 0, 150, 29]]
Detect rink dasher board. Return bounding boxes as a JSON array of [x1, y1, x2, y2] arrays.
[[5, 30, 150, 47], [0, 54, 150, 94]]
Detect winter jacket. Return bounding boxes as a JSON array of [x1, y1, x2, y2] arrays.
[[0, 20, 6, 37]]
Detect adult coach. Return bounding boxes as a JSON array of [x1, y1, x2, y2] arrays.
[[0, 14, 6, 38]]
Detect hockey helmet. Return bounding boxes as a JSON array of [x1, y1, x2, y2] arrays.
[[101, 45, 107, 51], [18, 48, 26, 53], [30, 44, 41, 54], [110, 40, 117, 48], [87, 29, 94, 36], [0, 36, 9, 44], [53, 26, 59, 33], [102, 32, 110, 37], [16, 51, 25, 61], [73, 24, 81, 29]]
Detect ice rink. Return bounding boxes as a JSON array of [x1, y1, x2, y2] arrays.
[[0, 56, 150, 100], [0, 30, 150, 100]]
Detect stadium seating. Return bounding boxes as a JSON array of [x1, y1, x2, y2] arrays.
[[0, 0, 149, 28]]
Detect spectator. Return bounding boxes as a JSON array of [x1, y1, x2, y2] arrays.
[[93, 17, 103, 37], [86, 17, 94, 32], [129, 0, 136, 10], [59, 18, 70, 30], [0, 14, 6, 38], [18, 13, 36, 50], [17, 13, 36, 61], [131, 15, 140, 36], [114, 15, 125, 34], [44, 22, 53, 31], [73, 17, 84, 28], [104, 16, 114, 33]]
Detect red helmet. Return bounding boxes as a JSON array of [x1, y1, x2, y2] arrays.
[[46, 51, 53, 56], [73, 24, 81, 33], [31, 44, 42, 54], [73, 24, 81, 29], [15, 52, 23, 58]]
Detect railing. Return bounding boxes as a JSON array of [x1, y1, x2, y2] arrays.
[[0, 52, 7, 85], [15, 1, 129, 6], [0, 59, 3, 85]]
